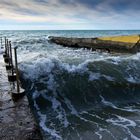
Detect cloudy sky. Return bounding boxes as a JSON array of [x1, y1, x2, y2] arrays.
[[0, 0, 140, 30]]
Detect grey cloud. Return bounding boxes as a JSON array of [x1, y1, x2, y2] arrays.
[[58, 0, 140, 12], [0, 0, 44, 16], [1, 0, 140, 18], [0, 0, 140, 29]]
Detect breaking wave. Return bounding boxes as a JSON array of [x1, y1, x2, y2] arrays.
[[19, 52, 140, 140]]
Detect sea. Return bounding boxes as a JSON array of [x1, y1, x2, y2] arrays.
[[0, 30, 140, 140]]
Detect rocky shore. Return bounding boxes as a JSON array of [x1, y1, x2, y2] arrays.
[[49, 35, 140, 53]]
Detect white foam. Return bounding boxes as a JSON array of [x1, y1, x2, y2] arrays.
[[128, 53, 140, 60], [95, 127, 117, 140], [125, 75, 139, 84], [51, 97, 69, 128], [95, 131, 102, 139], [19, 56, 117, 84], [38, 111, 62, 140], [89, 73, 101, 81], [100, 95, 117, 109], [38, 73, 70, 128], [63, 97, 78, 115], [19, 58, 55, 81], [32, 93, 63, 140], [100, 95, 140, 113], [106, 115, 139, 140], [89, 72, 114, 81]]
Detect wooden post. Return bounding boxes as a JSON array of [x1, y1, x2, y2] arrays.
[[9, 41, 14, 75], [6, 39, 11, 66], [14, 47, 20, 93], [7, 39, 9, 57], [4, 38, 11, 64], [5, 37, 7, 55], [0, 37, 2, 49], [3, 37, 7, 58]]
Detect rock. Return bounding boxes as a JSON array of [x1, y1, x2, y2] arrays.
[[49, 35, 140, 53]]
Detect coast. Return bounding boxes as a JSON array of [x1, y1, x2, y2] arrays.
[[49, 35, 140, 53]]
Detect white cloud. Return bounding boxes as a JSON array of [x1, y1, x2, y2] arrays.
[[0, 0, 140, 29]]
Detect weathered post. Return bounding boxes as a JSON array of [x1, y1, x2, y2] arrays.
[[7, 39, 9, 57], [9, 41, 13, 73], [0, 37, 2, 49], [3, 37, 7, 58], [4, 38, 11, 64], [8, 41, 16, 82], [12, 46, 25, 98], [14, 47, 20, 93], [5, 37, 7, 54]]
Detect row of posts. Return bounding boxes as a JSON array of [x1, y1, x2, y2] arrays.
[[1, 37, 24, 97]]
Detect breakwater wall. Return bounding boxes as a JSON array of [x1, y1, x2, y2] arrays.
[[49, 35, 140, 53]]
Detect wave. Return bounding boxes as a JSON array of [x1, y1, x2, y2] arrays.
[[16, 38, 140, 140], [2, 30, 140, 140]]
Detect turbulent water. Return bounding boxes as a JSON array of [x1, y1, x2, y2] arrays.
[[1, 30, 140, 140]]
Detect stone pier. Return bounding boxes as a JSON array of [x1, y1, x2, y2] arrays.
[[49, 35, 140, 53], [0, 55, 41, 140]]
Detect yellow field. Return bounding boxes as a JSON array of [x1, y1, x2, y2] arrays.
[[100, 35, 140, 43]]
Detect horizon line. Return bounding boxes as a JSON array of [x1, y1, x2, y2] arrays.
[[0, 29, 140, 31]]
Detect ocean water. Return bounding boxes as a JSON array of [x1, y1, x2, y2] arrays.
[[1, 30, 140, 140]]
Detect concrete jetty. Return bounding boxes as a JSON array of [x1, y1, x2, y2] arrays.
[[0, 52, 41, 139], [49, 35, 140, 53]]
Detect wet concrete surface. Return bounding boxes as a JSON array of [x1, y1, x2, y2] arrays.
[[0, 55, 42, 140]]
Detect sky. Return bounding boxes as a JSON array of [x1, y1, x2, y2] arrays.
[[0, 0, 140, 30]]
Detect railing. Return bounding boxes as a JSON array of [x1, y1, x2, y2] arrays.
[[1, 37, 25, 99]]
